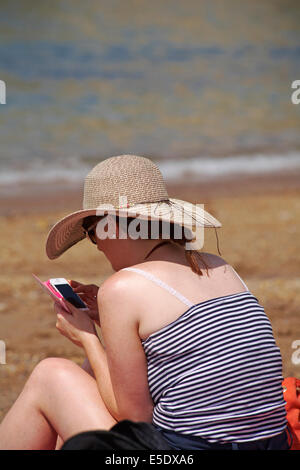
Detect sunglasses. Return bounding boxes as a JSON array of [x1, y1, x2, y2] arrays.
[[84, 221, 98, 245]]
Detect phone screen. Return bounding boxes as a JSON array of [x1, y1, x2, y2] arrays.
[[53, 283, 87, 309]]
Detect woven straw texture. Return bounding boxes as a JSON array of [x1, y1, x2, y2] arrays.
[[83, 155, 169, 209]]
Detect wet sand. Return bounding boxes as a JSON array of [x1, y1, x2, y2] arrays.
[[1, 170, 300, 419]]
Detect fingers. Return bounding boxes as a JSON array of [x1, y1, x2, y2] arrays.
[[69, 281, 89, 293], [54, 302, 60, 314], [68, 279, 82, 288], [68, 280, 99, 297], [61, 299, 76, 315], [69, 280, 98, 289], [54, 305, 68, 334], [56, 312, 65, 327], [54, 299, 72, 316]]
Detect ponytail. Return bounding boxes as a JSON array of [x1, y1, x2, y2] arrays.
[[169, 237, 210, 276]]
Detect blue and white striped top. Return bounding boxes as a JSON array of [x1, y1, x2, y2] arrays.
[[122, 267, 287, 443]]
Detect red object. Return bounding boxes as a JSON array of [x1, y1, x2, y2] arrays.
[[282, 377, 300, 450]]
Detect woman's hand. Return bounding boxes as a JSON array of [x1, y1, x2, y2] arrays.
[[54, 300, 98, 348], [68, 280, 100, 324]]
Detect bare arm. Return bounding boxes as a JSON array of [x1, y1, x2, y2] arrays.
[[81, 335, 120, 419], [55, 274, 153, 423], [91, 276, 154, 422], [81, 357, 95, 378]]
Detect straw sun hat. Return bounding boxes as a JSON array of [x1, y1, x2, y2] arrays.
[[46, 155, 221, 260]]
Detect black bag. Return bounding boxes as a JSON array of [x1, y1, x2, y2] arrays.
[[61, 420, 172, 450]]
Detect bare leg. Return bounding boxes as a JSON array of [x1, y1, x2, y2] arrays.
[[55, 357, 95, 450], [0, 357, 116, 450]]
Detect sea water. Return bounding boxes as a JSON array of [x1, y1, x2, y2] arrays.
[[0, 0, 299, 186]]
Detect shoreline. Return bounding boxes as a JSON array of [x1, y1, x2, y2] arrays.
[[1, 169, 300, 216]]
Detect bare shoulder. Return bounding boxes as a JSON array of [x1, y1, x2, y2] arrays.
[[199, 252, 229, 269], [97, 270, 142, 319], [98, 269, 142, 296], [201, 252, 248, 290]]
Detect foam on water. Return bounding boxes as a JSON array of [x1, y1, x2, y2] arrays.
[[158, 152, 300, 181], [1, 152, 299, 187]]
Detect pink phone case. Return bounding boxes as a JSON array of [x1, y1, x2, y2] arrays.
[[45, 279, 63, 299], [32, 274, 72, 313]]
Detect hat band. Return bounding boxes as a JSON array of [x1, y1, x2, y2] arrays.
[[111, 195, 170, 210]]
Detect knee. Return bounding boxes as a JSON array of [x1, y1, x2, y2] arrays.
[[27, 357, 78, 390]]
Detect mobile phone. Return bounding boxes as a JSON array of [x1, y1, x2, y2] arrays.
[[49, 278, 88, 310]]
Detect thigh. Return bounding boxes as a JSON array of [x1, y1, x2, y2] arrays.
[[30, 357, 117, 442]]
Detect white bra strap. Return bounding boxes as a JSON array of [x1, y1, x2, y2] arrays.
[[122, 267, 194, 308], [230, 266, 249, 291]]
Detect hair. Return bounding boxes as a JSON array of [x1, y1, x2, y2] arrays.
[[82, 214, 210, 276]]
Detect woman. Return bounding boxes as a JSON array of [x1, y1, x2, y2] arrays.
[[0, 155, 289, 450]]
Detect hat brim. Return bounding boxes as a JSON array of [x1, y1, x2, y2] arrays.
[[45, 198, 222, 260]]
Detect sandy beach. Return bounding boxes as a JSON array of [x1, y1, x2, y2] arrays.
[[1, 170, 300, 420]]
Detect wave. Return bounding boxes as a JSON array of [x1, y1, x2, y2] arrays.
[[158, 152, 300, 181], [1, 152, 300, 187]]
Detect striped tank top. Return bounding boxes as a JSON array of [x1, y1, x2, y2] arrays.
[[122, 266, 287, 443]]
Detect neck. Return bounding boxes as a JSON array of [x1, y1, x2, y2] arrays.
[[138, 239, 185, 265], [106, 238, 184, 271], [144, 240, 172, 260]]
